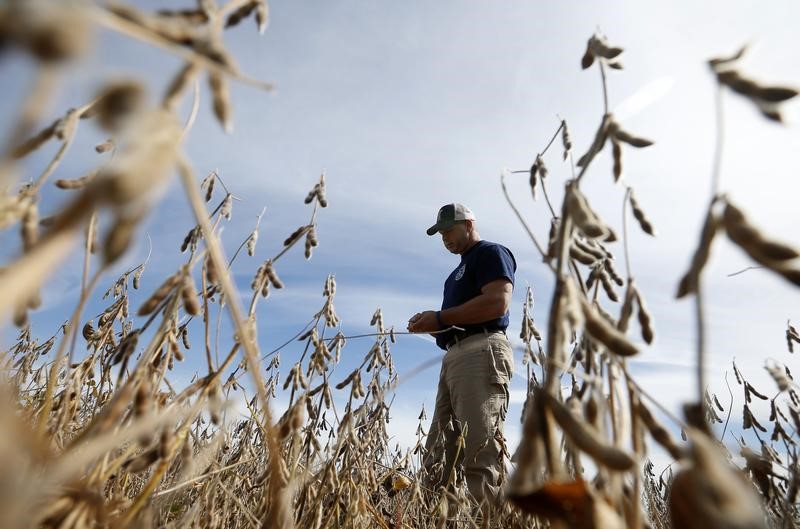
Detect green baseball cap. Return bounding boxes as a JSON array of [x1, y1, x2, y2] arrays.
[[426, 203, 476, 236]]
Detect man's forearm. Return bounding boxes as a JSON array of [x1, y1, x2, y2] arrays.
[[439, 292, 507, 326]]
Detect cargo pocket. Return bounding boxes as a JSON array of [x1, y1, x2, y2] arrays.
[[486, 340, 513, 385], [486, 341, 513, 419]]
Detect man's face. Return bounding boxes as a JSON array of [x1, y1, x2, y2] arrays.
[[440, 221, 469, 254]]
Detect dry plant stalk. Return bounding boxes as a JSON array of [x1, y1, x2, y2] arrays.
[[1, 9, 799, 529]]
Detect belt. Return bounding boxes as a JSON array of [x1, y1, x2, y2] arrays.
[[446, 327, 505, 349]]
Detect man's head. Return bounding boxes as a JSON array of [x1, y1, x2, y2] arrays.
[[426, 203, 480, 254]]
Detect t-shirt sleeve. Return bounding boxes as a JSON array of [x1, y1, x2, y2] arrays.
[[475, 244, 516, 289]]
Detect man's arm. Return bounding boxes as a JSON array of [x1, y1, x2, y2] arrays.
[[406, 278, 512, 333]]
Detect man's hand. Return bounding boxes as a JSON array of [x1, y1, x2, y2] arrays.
[[407, 310, 440, 333]]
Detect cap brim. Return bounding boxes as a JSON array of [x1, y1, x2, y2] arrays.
[[426, 220, 454, 236]]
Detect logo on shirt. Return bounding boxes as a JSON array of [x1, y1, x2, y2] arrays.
[[455, 264, 466, 281]]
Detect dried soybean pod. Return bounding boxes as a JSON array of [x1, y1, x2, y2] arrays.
[[708, 45, 747, 69], [612, 127, 653, 148], [630, 191, 656, 236], [163, 62, 199, 111], [581, 38, 595, 69], [283, 226, 306, 247], [612, 138, 622, 182], [543, 392, 636, 471], [246, 229, 258, 256], [220, 194, 233, 220], [604, 258, 624, 286], [724, 201, 800, 262], [133, 266, 143, 289], [201, 172, 216, 203], [588, 35, 624, 60], [95, 139, 115, 153], [208, 72, 233, 133], [676, 205, 720, 298], [561, 119, 572, 160], [574, 238, 606, 260], [569, 243, 597, 266], [580, 297, 639, 357], [265, 260, 284, 289], [11, 120, 58, 159], [181, 325, 191, 349], [577, 115, 610, 167], [637, 401, 684, 460], [21, 202, 38, 252], [181, 273, 201, 316], [598, 269, 619, 302], [104, 216, 137, 265], [635, 290, 654, 344], [55, 171, 96, 190], [138, 273, 180, 316], [566, 185, 614, 240], [617, 281, 636, 333], [205, 254, 219, 286], [529, 156, 540, 200]]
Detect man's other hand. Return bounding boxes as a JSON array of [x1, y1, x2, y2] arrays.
[[407, 311, 440, 333]]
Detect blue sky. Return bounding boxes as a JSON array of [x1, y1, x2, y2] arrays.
[[2, 0, 800, 458]]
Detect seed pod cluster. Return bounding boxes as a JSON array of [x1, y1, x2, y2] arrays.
[[581, 34, 623, 70], [723, 201, 800, 287], [528, 155, 547, 200], [765, 361, 790, 392], [277, 397, 306, 442], [576, 238, 610, 262], [111, 330, 140, 366], [543, 392, 635, 471], [304, 173, 328, 207], [262, 260, 283, 290], [569, 240, 596, 266], [565, 183, 617, 242]]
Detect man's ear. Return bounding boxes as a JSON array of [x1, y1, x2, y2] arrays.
[[464, 219, 475, 233]]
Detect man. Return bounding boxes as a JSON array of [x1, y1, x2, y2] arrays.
[[407, 203, 516, 505]]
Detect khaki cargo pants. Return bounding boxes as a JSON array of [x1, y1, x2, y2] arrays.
[[423, 330, 513, 504]]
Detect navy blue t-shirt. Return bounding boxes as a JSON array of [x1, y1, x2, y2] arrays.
[[436, 240, 517, 350]]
